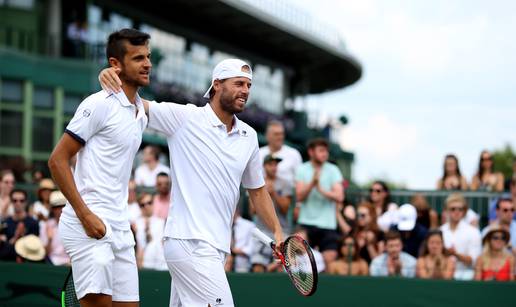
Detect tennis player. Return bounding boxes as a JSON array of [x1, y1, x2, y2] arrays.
[[100, 58, 284, 306], [48, 29, 151, 307]]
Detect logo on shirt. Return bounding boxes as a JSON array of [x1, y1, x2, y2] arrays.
[[240, 130, 247, 137], [83, 109, 91, 117], [214, 298, 223, 305]]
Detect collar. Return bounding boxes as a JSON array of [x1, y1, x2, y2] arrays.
[[113, 90, 141, 108], [204, 103, 242, 134]]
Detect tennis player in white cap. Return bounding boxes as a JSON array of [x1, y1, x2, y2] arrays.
[[100, 58, 284, 307]]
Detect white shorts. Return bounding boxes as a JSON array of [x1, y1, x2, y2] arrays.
[[164, 238, 234, 307], [59, 218, 139, 302]]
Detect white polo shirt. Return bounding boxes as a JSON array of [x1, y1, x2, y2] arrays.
[[440, 220, 481, 280], [61, 90, 147, 231], [259, 145, 302, 190], [148, 101, 264, 254]]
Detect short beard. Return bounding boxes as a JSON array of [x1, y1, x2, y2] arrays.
[[219, 87, 244, 114], [119, 63, 146, 87]]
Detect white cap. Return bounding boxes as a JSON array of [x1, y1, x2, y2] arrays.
[[203, 59, 253, 99], [397, 204, 417, 231]]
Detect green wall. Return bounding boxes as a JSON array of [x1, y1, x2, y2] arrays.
[[0, 262, 514, 307]]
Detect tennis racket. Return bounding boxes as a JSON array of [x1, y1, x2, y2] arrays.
[[252, 228, 318, 296], [61, 269, 80, 307]]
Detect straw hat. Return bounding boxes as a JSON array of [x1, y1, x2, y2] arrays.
[[483, 225, 511, 246], [49, 191, 67, 207], [38, 178, 55, 191], [14, 235, 46, 261]]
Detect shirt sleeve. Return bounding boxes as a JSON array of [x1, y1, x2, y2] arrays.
[[148, 101, 195, 137], [331, 164, 344, 185], [242, 140, 265, 189], [65, 96, 110, 145], [468, 229, 482, 260], [295, 164, 309, 183]]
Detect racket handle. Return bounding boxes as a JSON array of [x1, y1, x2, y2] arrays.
[[252, 228, 274, 246]]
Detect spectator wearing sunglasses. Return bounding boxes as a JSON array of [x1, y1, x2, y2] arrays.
[[471, 150, 504, 192], [369, 181, 399, 232], [134, 193, 166, 270], [353, 202, 385, 264], [481, 198, 516, 253], [440, 193, 481, 280], [475, 226, 514, 281]]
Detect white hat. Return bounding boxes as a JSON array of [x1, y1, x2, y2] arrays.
[[397, 204, 417, 231], [203, 59, 253, 99], [50, 191, 67, 207], [15, 235, 46, 261]]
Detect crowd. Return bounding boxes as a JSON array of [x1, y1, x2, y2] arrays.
[[1, 120, 516, 283]]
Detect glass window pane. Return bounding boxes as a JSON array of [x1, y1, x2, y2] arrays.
[[32, 117, 54, 151], [0, 110, 23, 147], [1, 79, 23, 103], [63, 93, 83, 115], [33, 86, 54, 109]]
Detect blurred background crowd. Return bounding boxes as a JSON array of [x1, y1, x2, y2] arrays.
[[2, 120, 515, 283]]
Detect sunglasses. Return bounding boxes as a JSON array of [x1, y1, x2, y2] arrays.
[[358, 213, 368, 219], [12, 198, 26, 203], [491, 234, 507, 241], [448, 207, 464, 212], [369, 188, 383, 193], [481, 156, 492, 161], [139, 201, 153, 208], [501, 208, 515, 213]]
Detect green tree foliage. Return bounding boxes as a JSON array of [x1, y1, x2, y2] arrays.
[[492, 144, 515, 179]]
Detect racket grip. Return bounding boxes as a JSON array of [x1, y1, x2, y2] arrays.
[[252, 228, 274, 246]]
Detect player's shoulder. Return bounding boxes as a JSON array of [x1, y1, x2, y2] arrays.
[[80, 90, 114, 109]]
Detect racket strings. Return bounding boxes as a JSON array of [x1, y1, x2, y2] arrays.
[[284, 238, 315, 295], [63, 275, 80, 306]]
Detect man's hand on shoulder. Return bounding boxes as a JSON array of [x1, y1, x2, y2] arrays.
[[99, 67, 122, 93]]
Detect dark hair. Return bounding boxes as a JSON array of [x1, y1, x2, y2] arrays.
[[338, 235, 362, 262], [307, 138, 329, 150], [137, 192, 154, 205], [384, 230, 401, 242], [419, 230, 447, 257], [440, 154, 462, 189], [368, 180, 392, 213], [157, 172, 169, 178], [106, 28, 150, 62], [10, 188, 27, 201], [476, 150, 493, 181], [496, 197, 513, 210], [146, 145, 160, 161]]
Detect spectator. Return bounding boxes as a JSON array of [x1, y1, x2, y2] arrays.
[[295, 138, 343, 268], [0, 170, 15, 219], [134, 145, 170, 187], [436, 154, 468, 190], [370, 231, 417, 278], [394, 204, 428, 258], [31, 169, 43, 185], [31, 178, 56, 221], [259, 120, 302, 190], [39, 191, 70, 266], [3, 189, 39, 244], [127, 179, 141, 224], [471, 150, 504, 192], [440, 193, 481, 280], [14, 234, 46, 264], [370, 181, 398, 232], [250, 154, 292, 272], [336, 200, 356, 236], [353, 202, 384, 264], [152, 172, 171, 220], [134, 193, 166, 270], [416, 230, 455, 279], [481, 198, 516, 254], [503, 159, 516, 191], [327, 235, 368, 276], [410, 193, 439, 229], [475, 226, 514, 281], [231, 211, 255, 273]]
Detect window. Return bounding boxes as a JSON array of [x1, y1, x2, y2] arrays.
[[1, 79, 23, 103], [63, 93, 83, 115], [32, 117, 54, 151], [33, 86, 54, 109], [0, 110, 22, 147]]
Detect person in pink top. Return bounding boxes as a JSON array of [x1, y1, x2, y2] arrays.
[[153, 172, 171, 220], [40, 191, 70, 266]]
